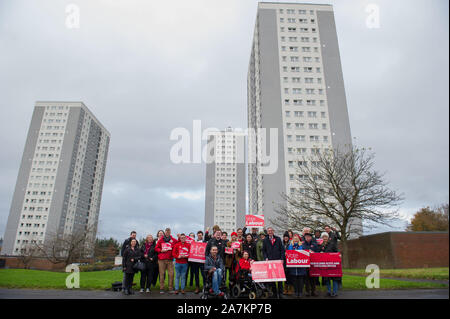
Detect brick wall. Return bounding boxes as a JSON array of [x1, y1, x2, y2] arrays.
[[345, 232, 449, 269]]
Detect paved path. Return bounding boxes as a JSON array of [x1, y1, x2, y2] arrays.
[[0, 288, 448, 299]]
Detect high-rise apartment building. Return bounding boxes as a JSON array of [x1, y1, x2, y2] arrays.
[[248, 2, 360, 233], [204, 128, 246, 235], [1, 101, 110, 256]]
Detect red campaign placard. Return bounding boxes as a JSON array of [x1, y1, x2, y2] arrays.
[[185, 236, 194, 244], [161, 243, 172, 251], [231, 242, 241, 249], [188, 242, 207, 263], [225, 247, 233, 255], [250, 260, 286, 283], [309, 252, 342, 277], [245, 214, 265, 227], [178, 246, 190, 258], [316, 238, 323, 245], [285, 250, 310, 268]]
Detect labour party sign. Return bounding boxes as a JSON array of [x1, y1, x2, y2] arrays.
[[161, 243, 172, 251], [251, 260, 286, 283], [245, 214, 265, 227], [309, 252, 342, 277], [188, 242, 207, 263], [285, 250, 310, 268]]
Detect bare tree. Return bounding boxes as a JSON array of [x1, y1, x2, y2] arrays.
[[34, 225, 96, 267], [270, 145, 404, 267], [18, 240, 41, 269]]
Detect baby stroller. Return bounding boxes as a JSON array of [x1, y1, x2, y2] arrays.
[[200, 269, 228, 300], [230, 267, 271, 299]]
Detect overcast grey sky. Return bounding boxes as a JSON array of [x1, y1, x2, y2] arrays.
[[0, 0, 448, 240]]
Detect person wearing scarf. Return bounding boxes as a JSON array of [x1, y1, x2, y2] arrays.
[[155, 227, 178, 294]]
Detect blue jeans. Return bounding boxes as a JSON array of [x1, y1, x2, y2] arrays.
[[326, 279, 339, 295], [174, 262, 188, 291], [212, 268, 223, 295]]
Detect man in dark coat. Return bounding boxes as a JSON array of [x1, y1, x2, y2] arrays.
[[324, 226, 341, 246], [302, 232, 320, 297], [205, 230, 226, 261], [262, 227, 285, 298], [121, 231, 139, 256]]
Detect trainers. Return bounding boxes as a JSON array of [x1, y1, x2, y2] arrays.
[[173, 290, 179, 294], [218, 292, 224, 297], [146, 288, 150, 293], [160, 290, 165, 294], [139, 289, 144, 293], [209, 288, 214, 294], [195, 288, 200, 294], [181, 290, 185, 294]]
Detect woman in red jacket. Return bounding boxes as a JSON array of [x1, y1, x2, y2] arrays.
[[172, 233, 191, 294], [238, 250, 253, 278]]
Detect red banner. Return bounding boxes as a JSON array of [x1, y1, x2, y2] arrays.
[[309, 252, 342, 277], [245, 215, 265, 227], [285, 250, 310, 268], [188, 242, 207, 263], [185, 236, 194, 244], [250, 260, 286, 283]]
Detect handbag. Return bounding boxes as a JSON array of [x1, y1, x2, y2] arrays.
[[133, 260, 146, 272]]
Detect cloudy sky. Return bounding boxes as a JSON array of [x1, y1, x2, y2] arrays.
[[0, 0, 448, 241]]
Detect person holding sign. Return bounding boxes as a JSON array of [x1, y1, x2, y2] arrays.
[[302, 232, 320, 297], [155, 227, 178, 294], [286, 234, 307, 298], [185, 232, 196, 289], [319, 232, 341, 297], [172, 233, 191, 294], [262, 227, 285, 299], [225, 232, 241, 286]]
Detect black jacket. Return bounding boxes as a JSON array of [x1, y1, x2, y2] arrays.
[[242, 227, 259, 241], [327, 231, 341, 245], [122, 246, 141, 274], [319, 241, 338, 253], [121, 237, 139, 256], [302, 239, 320, 252], [262, 235, 285, 261], [139, 240, 158, 265], [205, 237, 226, 260], [241, 240, 257, 260]]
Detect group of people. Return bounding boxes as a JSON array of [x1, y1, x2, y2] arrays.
[[120, 224, 341, 298]]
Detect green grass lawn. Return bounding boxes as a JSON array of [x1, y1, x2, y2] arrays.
[[0, 268, 447, 290], [342, 267, 449, 281]]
